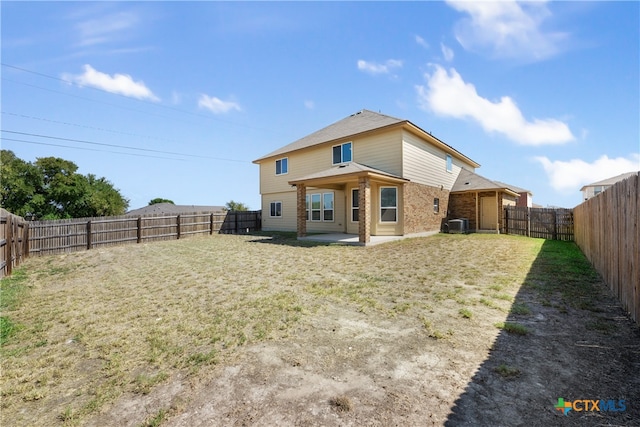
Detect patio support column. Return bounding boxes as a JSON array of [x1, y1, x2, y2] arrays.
[[358, 176, 371, 244], [296, 184, 307, 238]]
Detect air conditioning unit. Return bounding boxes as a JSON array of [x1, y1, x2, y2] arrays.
[[448, 218, 469, 234]]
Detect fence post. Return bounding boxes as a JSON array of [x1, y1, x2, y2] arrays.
[[505, 208, 509, 235], [235, 211, 239, 234], [210, 213, 214, 235], [6, 215, 13, 276], [553, 211, 558, 240], [176, 215, 181, 239], [526, 208, 530, 237], [23, 222, 29, 258], [86, 220, 92, 250], [137, 217, 142, 243]]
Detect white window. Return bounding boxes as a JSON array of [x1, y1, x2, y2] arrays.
[[307, 192, 334, 222], [323, 192, 334, 221], [434, 197, 440, 213], [351, 188, 359, 222], [311, 194, 321, 221], [269, 201, 282, 217], [275, 158, 288, 175], [446, 154, 452, 172], [332, 142, 352, 164], [380, 187, 397, 222], [305, 195, 310, 221]]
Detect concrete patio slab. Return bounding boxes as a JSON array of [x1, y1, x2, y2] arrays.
[[297, 231, 440, 246]]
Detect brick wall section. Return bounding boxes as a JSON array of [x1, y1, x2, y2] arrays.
[[296, 184, 306, 237], [403, 182, 451, 234], [448, 192, 477, 230], [358, 177, 371, 244], [448, 191, 517, 231]]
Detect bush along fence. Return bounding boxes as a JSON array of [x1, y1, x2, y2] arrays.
[[503, 206, 574, 241], [574, 172, 639, 324], [0, 209, 29, 278], [0, 210, 261, 270]]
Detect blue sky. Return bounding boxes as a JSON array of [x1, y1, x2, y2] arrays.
[[2, 1, 638, 210]]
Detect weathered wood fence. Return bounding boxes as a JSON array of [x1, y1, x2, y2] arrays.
[[0, 210, 261, 270], [503, 206, 574, 241], [0, 209, 29, 278], [574, 172, 639, 324]]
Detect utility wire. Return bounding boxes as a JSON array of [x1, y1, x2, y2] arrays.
[[3, 111, 187, 144], [1, 137, 188, 161], [2, 62, 286, 136], [1, 130, 250, 163]]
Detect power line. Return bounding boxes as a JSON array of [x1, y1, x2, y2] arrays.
[[1, 130, 250, 163], [1, 137, 188, 161], [1, 62, 286, 136], [2, 111, 184, 144]]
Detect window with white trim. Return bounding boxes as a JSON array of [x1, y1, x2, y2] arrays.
[[323, 192, 334, 221], [269, 201, 282, 217], [275, 157, 288, 175], [446, 154, 452, 172], [305, 195, 310, 220], [380, 187, 397, 222], [310, 194, 321, 221], [434, 197, 440, 213], [332, 142, 352, 164], [351, 188, 359, 222]]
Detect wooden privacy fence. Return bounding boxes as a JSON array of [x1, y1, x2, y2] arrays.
[[503, 206, 574, 240], [574, 172, 639, 324], [26, 210, 261, 256], [0, 209, 29, 278]]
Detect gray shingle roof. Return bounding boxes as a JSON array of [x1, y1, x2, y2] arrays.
[[254, 109, 405, 162], [579, 171, 638, 191], [126, 203, 225, 216], [452, 169, 521, 195], [288, 162, 406, 183]]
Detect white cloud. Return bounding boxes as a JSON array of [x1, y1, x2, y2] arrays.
[[62, 64, 160, 101], [415, 35, 429, 49], [198, 95, 241, 114], [416, 65, 574, 145], [446, 0, 568, 61], [441, 43, 454, 62], [535, 154, 640, 193], [304, 100, 315, 110], [75, 11, 139, 47], [357, 59, 403, 75]]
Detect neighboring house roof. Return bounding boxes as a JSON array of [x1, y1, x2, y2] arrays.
[[579, 171, 638, 191], [253, 109, 479, 167], [288, 162, 407, 185], [126, 203, 225, 216], [494, 181, 532, 196], [452, 169, 520, 197]]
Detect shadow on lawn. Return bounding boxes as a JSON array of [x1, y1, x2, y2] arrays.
[[246, 231, 336, 248], [445, 239, 640, 426]]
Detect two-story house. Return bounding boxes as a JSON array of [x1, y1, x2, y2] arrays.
[[253, 109, 516, 244], [580, 171, 638, 201]]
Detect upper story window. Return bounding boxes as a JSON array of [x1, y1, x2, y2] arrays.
[[275, 158, 288, 175], [446, 154, 452, 173], [332, 142, 352, 165]]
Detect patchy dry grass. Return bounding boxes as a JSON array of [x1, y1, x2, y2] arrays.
[[1, 233, 546, 426]]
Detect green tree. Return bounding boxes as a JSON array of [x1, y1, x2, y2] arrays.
[[224, 200, 249, 211], [0, 150, 129, 219], [148, 198, 175, 205]]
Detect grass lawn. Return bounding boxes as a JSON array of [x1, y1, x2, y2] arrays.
[[1, 232, 632, 426]]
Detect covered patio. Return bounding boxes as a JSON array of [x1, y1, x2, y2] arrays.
[[297, 230, 439, 246], [288, 162, 408, 245]]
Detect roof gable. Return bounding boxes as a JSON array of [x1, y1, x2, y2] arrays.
[[579, 171, 638, 190], [254, 109, 405, 162], [452, 169, 520, 196]]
